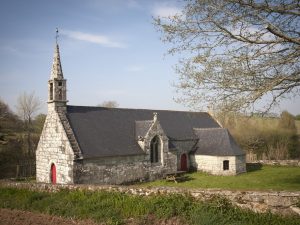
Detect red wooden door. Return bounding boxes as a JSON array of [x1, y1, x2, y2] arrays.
[[51, 164, 56, 184], [180, 154, 188, 171]]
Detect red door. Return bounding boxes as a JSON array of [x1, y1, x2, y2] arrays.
[[51, 164, 56, 184], [180, 154, 188, 171]]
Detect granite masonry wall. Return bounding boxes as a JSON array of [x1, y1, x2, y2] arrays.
[[36, 106, 74, 184], [1, 181, 299, 216], [74, 155, 172, 184], [191, 155, 246, 175]]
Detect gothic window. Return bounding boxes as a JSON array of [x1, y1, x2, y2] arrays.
[[50, 83, 53, 100], [58, 82, 62, 86], [150, 136, 161, 163], [223, 160, 229, 170]]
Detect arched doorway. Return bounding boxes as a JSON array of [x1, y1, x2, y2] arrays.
[[180, 154, 188, 171], [50, 163, 56, 184]]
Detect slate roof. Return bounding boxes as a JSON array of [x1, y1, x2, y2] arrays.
[[66, 105, 221, 158], [135, 120, 153, 139], [193, 128, 245, 156]]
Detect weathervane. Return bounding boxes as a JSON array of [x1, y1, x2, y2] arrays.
[[55, 28, 59, 44]]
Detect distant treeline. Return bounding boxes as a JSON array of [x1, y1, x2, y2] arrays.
[[216, 111, 300, 160]]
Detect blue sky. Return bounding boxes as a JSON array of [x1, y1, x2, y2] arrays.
[[0, 0, 299, 115]]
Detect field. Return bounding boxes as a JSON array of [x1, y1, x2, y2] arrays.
[[296, 120, 300, 135], [137, 165, 300, 191], [1, 187, 300, 225]]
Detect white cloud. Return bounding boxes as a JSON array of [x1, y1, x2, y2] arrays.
[[152, 4, 181, 18], [61, 30, 126, 48]]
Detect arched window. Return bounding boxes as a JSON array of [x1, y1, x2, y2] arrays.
[[150, 136, 161, 163]]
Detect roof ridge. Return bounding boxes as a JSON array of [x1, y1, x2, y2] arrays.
[[193, 127, 225, 130], [67, 105, 208, 114]]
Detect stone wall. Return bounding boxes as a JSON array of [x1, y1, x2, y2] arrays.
[[250, 160, 300, 166], [74, 155, 171, 184], [36, 108, 74, 184], [191, 155, 246, 175], [1, 181, 299, 216]]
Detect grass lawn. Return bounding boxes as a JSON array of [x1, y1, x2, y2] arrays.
[[137, 165, 300, 191]]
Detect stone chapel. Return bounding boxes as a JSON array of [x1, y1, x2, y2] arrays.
[[36, 43, 246, 185]]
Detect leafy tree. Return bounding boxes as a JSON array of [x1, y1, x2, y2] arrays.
[[154, 0, 300, 112], [98, 100, 119, 108]]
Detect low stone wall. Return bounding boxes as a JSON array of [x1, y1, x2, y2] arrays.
[[1, 181, 299, 216], [250, 160, 300, 166]]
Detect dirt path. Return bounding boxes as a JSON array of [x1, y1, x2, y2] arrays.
[[0, 208, 184, 225], [0, 208, 103, 225]]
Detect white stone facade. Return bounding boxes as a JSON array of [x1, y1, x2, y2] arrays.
[[191, 155, 246, 175], [36, 108, 74, 184]]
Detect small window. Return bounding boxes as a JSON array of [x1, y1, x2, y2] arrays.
[[50, 83, 53, 100], [58, 82, 62, 86], [223, 160, 229, 170]]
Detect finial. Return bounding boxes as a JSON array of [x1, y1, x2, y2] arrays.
[[55, 28, 59, 44], [153, 112, 158, 122]]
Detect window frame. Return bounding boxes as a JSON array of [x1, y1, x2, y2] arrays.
[[150, 136, 161, 163], [223, 160, 229, 170]]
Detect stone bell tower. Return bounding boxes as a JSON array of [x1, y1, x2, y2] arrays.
[[48, 42, 68, 112]]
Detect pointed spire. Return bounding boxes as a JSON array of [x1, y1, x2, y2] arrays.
[[50, 43, 64, 79]]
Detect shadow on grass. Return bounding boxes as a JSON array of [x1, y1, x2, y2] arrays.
[[276, 175, 300, 187], [246, 163, 262, 172], [175, 176, 195, 183]]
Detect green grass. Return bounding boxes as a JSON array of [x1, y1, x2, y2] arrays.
[[137, 165, 300, 191], [1, 187, 299, 225]]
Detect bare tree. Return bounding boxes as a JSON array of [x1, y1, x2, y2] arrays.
[[98, 100, 119, 108], [16, 92, 41, 158], [154, 0, 300, 113]]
